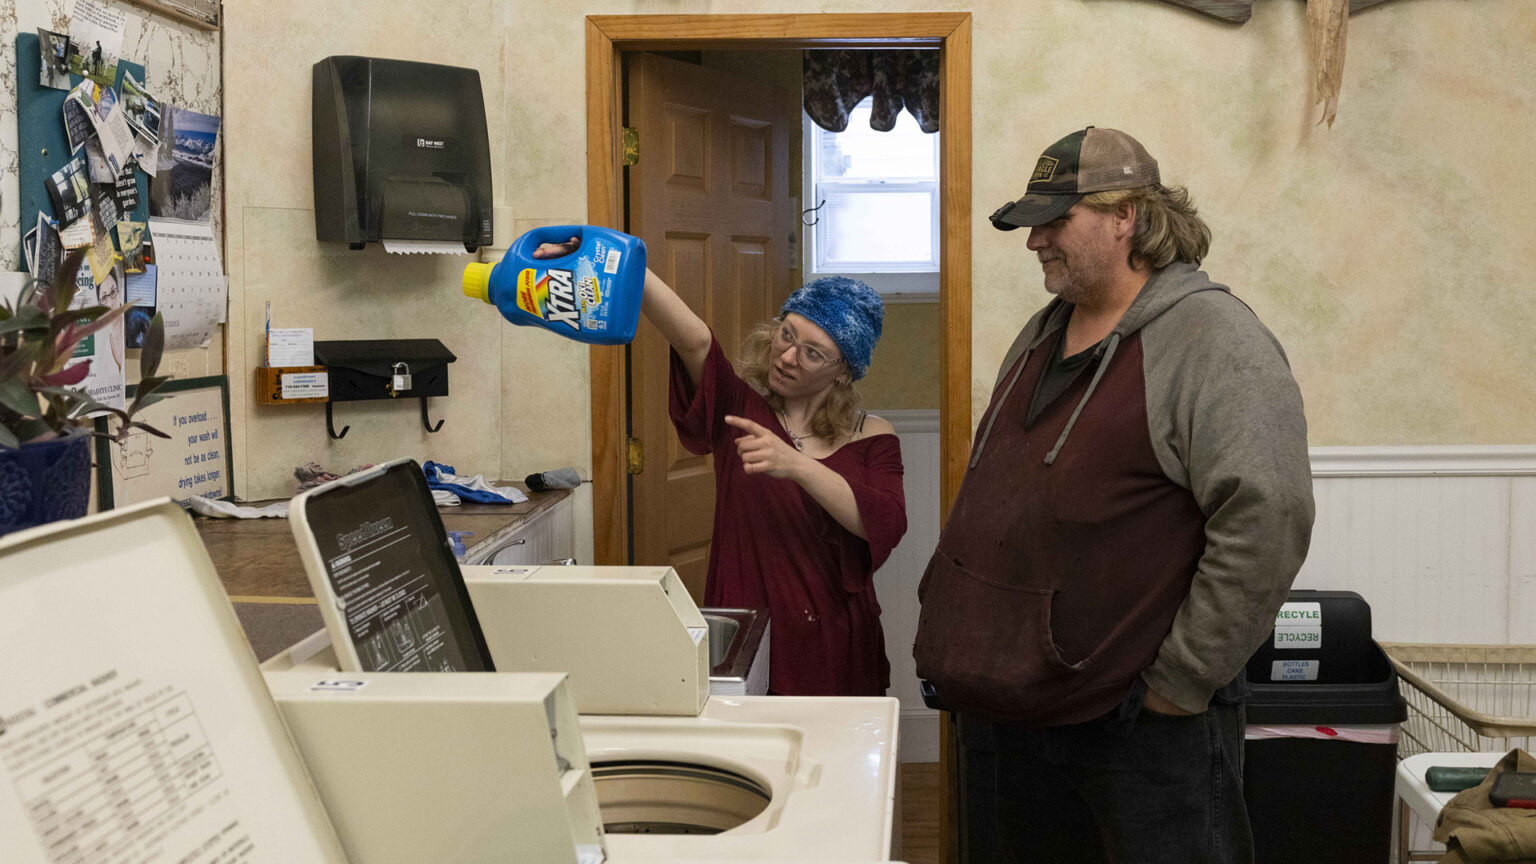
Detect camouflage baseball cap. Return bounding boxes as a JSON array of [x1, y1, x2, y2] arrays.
[[989, 127, 1160, 230]]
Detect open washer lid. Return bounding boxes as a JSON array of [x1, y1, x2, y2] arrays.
[[0, 500, 350, 864]]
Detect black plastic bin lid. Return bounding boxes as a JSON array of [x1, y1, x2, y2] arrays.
[[1245, 640, 1407, 726]]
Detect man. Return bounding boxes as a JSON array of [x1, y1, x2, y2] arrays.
[[914, 127, 1314, 863]]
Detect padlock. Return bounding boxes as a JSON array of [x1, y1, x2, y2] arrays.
[[389, 362, 412, 397]]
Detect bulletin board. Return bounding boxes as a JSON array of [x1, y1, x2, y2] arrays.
[[94, 374, 233, 508], [14, 32, 150, 266]]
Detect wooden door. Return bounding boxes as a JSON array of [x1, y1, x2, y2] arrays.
[[626, 52, 793, 602]]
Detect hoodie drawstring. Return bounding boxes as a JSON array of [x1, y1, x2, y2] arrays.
[[968, 345, 1035, 469], [1043, 331, 1121, 466]]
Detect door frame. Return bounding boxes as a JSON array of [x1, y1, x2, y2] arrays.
[[586, 17, 971, 861], [587, 12, 972, 562]]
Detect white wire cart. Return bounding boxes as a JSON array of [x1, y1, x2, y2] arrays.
[[1381, 643, 1536, 863]]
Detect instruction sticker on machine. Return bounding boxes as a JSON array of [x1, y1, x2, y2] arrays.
[[1273, 601, 1322, 649]]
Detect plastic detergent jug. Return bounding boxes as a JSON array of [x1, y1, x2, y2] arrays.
[[461, 225, 646, 346]]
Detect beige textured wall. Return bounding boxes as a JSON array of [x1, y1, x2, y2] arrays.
[[861, 303, 941, 411], [223, 0, 1536, 537], [222, 1, 510, 502], [964, 0, 1536, 444]]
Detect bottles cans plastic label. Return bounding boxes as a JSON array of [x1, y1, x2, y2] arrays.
[[1270, 659, 1320, 681]]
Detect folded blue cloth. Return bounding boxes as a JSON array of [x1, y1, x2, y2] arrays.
[[421, 461, 528, 505]]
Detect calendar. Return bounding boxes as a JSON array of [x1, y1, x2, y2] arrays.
[[146, 218, 225, 350]]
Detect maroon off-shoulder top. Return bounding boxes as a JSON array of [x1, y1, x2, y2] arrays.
[[669, 337, 906, 695]]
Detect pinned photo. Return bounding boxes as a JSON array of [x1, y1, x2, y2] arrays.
[[85, 137, 116, 183], [47, 155, 93, 225], [66, 0, 126, 87], [65, 37, 118, 87], [121, 71, 161, 146], [62, 82, 96, 154], [124, 264, 157, 349], [38, 29, 73, 90], [90, 83, 136, 177], [23, 225, 37, 275], [92, 183, 120, 234], [32, 213, 64, 285], [149, 106, 221, 222], [118, 220, 148, 274], [86, 204, 118, 287]]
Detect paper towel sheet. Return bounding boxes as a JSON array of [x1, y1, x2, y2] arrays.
[[382, 239, 469, 255]]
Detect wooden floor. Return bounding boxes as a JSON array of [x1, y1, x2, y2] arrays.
[[899, 761, 942, 864]]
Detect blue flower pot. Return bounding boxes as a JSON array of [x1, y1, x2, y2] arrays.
[[0, 432, 93, 538]]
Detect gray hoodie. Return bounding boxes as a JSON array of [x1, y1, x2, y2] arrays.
[[915, 262, 1315, 720]]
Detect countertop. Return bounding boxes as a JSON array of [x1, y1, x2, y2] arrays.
[[194, 483, 571, 661], [195, 483, 571, 599]]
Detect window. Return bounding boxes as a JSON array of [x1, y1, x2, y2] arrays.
[[805, 97, 940, 285]]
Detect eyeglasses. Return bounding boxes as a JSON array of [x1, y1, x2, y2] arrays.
[[771, 319, 843, 372]]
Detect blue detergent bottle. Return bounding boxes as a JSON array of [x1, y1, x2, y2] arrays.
[[461, 225, 646, 346]]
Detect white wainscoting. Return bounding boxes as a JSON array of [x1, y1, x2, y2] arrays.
[[872, 433, 1536, 763], [1301, 447, 1536, 644], [870, 410, 943, 762]]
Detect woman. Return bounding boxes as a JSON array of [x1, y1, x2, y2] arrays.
[[536, 240, 908, 696]]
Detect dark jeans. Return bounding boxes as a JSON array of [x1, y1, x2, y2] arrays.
[[957, 677, 1251, 864]]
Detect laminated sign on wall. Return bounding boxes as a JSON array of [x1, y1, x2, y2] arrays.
[[94, 375, 232, 508]]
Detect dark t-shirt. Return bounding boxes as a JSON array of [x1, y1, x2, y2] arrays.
[[669, 336, 908, 696], [1027, 323, 1102, 426]]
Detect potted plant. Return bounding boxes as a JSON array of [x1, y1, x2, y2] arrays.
[[0, 249, 172, 537]]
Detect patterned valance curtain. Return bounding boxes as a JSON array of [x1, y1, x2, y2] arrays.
[[802, 50, 940, 134]]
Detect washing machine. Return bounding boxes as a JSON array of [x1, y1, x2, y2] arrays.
[[0, 495, 903, 864], [262, 458, 901, 863]]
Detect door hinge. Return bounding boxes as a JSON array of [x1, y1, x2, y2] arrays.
[[621, 127, 639, 166], [626, 436, 644, 475]]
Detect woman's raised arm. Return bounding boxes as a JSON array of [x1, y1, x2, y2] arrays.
[[533, 239, 711, 387], [638, 268, 711, 387]]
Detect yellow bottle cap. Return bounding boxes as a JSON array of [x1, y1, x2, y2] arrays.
[[462, 262, 493, 302]]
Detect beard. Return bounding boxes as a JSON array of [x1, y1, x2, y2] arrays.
[[1039, 243, 1117, 306], [1041, 258, 1104, 305]]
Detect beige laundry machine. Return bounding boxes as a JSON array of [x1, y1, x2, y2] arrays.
[[0, 497, 902, 864], [266, 458, 901, 863]]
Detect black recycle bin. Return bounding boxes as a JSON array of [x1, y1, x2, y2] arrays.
[[1242, 590, 1407, 864]]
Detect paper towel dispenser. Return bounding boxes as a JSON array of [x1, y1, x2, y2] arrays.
[[312, 56, 494, 251]]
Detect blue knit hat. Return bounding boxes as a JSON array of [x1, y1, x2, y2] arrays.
[[778, 276, 884, 380]]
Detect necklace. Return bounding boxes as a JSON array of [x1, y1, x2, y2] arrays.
[[777, 410, 810, 452]]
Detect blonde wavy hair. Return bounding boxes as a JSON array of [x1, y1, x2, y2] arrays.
[[737, 320, 863, 443], [1081, 184, 1211, 270]]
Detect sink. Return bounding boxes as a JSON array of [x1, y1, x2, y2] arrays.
[[697, 607, 769, 694], [703, 614, 739, 669]]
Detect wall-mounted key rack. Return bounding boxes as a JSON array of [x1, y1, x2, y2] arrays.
[[312, 339, 456, 440]]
